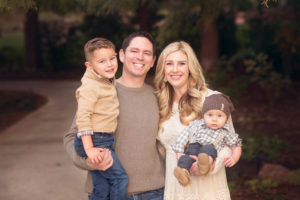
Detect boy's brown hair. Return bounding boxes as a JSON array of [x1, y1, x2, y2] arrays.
[[84, 37, 115, 61]]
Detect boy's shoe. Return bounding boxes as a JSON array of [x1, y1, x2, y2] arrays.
[[174, 167, 191, 186], [197, 153, 211, 175]]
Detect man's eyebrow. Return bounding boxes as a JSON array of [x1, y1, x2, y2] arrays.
[[144, 49, 153, 54]]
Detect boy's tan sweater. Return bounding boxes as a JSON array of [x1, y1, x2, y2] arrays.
[[76, 69, 119, 133]]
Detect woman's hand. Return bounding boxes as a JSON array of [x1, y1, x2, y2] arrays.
[[224, 156, 236, 167]]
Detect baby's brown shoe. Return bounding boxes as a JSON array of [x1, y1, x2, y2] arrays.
[[197, 153, 211, 175], [174, 167, 191, 186]]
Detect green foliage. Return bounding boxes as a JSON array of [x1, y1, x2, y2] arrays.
[[0, 32, 24, 72], [287, 169, 300, 186], [227, 181, 236, 193], [80, 13, 134, 50], [0, 0, 79, 13], [0, 31, 24, 49], [39, 17, 83, 71], [226, 169, 239, 192], [0, 0, 37, 12], [234, 20, 300, 80], [245, 178, 279, 192], [206, 49, 290, 100], [156, 0, 223, 51], [242, 135, 287, 161], [261, 0, 278, 8]]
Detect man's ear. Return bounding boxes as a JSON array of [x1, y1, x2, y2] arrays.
[[150, 56, 156, 68], [119, 49, 124, 63], [84, 61, 92, 70]]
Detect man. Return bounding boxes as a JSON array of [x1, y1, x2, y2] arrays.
[[63, 31, 165, 200]]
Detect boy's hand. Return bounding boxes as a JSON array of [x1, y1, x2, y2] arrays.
[[86, 147, 103, 164], [224, 156, 236, 167]]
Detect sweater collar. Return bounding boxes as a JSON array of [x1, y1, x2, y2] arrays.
[[84, 68, 114, 84]]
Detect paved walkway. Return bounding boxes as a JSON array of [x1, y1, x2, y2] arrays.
[[0, 80, 88, 200]]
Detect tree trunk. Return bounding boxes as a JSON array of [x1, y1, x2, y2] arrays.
[[24, 8, 41, 70], [138, 0, 150, 32], [200, 20, 219, 70]]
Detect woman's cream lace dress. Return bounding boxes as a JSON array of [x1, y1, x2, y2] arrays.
[[157, 91, 233, 200]]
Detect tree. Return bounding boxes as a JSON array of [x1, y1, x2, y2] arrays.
[[0, 0, 78, 71], [92, 0, 161, 33], [156, 0, 223, 69], [156, 0, 278, 69]]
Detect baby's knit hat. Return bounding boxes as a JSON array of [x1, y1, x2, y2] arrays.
[[202, 93, 234, 118]]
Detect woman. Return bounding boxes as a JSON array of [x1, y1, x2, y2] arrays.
[[154, 41, 234, 200]]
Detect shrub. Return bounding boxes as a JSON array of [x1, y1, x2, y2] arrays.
[[287, 169, 300, 186], [39, 17, 83, 71], [0, 32, 24, 73], [242, 135, 287, 161], [245, 178, 279, 192], [206, 49, 290, 100]]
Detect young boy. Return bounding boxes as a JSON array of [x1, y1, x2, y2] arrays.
[[172, 93, 242, 186], [74, 37, 128, 199]]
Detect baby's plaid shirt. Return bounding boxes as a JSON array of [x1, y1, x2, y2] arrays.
[[172, 119, 242, 153]]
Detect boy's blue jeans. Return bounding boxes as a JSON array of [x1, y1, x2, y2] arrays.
[[75, 132, 128, 200], [178, 143, 218, 170]]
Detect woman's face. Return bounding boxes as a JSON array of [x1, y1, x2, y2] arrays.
[[164, 50, 189, 93]]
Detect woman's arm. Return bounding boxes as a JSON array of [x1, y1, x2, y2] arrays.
[[224, 146, 242, 167]]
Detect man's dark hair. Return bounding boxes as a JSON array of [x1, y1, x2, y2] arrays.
[[121, 31, 156, 57]]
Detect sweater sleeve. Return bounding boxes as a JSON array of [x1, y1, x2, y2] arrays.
[[76, 83, 99, 133], [63, 115, 89, 170]]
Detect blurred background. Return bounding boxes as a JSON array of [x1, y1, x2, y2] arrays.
[[0, 0, 299, 199]]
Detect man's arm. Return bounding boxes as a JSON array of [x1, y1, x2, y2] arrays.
[[63, 116, 89, 170], [63, 116, 113, 170]]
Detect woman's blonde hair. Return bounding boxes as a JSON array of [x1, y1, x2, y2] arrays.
[[154, 41, 207, 128]]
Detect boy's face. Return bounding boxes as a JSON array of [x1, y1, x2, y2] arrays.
[[119, 36, 156, 79], [85, 48, 118, 79], [203, 109, 227, 130]]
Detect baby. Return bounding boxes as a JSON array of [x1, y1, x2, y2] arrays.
[[172, 93, 242, 186]]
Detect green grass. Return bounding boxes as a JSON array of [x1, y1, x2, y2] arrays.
[[0, 31, 24, 52]]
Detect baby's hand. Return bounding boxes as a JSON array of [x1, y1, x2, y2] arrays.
[[86, 147, 103, 164], [224, 156, 236, 167], [176, 153, 185, 160]]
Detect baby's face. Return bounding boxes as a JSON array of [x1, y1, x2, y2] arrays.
[[203, 109, 227, 130]]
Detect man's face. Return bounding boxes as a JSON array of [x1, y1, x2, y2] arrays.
[[119, 37, 156, 79]]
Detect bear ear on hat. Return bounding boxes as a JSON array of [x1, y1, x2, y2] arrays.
[[221, 93, 235, 113]]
